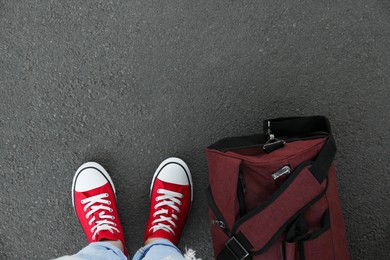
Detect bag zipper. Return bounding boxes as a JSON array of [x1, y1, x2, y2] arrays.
[[237, 167, 247, 217], [239, 168, 247, 193], [282, 240, 287, 260], [207, 186, 230, 235], [211, 219, 227, 230]]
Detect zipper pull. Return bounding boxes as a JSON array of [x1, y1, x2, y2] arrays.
[[263, 121, 286, 154], [211, 219, 226, 230], [272, 165, 291, 180]]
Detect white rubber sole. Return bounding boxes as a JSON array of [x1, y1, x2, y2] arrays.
[[150, 157, 194, 201], [71, 162, 116, 209]]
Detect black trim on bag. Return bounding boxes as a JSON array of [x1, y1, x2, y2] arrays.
[[285, 209, 331, 242], [241, 176, 328, 257], [216, 174, 329, 258], [232, 161, 315, 234], [284, 209, 331, 260], [303, 209, 331, 241], [212, 160, 329, 258], [248, 176, 328, 256]]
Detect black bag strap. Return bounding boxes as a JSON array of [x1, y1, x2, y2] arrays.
[[310, 135, 336, 183]]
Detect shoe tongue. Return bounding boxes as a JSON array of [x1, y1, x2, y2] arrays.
[[156, 172, 189, 185], [82, 183, 110, 198], [96, 230, 117, 242], [156, 179, 188, 192]]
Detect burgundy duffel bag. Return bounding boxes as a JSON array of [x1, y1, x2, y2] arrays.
[[206, 116, 349, 260]]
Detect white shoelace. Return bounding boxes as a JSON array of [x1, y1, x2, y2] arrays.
[[149, 189, 184, 236], [81, 193, 119, 240]]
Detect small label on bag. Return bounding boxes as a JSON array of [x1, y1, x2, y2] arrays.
[[272, 166, 291, 179]]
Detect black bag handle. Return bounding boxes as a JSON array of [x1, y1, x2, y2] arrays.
[[263, 116, 332, 138], [208, 116, 332, 152], [207, 133, 267, 152]]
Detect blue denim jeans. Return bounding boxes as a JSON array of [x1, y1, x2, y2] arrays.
[[55, 239, 184, 260]]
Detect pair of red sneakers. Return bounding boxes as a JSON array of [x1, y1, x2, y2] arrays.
[[72, 158, 193, 257]]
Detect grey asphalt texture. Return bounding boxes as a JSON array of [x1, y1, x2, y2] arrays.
[[1, 0, 390, 259]]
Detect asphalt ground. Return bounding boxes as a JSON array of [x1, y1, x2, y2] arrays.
[[1, 0, 389, 259]]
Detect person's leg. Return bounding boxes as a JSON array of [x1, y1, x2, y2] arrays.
[[133, 239, 184, 260], [54, 162, 128, 260], [55, 241, 126, 260], [132, 157, 193, 260]]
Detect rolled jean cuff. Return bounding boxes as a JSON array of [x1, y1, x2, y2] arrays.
[[55, 241, 127, 260], [132, 239, 184, 260]]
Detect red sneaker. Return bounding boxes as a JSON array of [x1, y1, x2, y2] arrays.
[[72, 162, 128, 256], [144, 157, 193, 245]]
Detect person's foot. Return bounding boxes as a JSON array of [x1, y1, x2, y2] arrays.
[[72, 162, 127, 256], [144, 157, 193, 245]]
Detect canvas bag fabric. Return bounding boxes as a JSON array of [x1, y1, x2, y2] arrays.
[[206, 116, 349, 260]]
